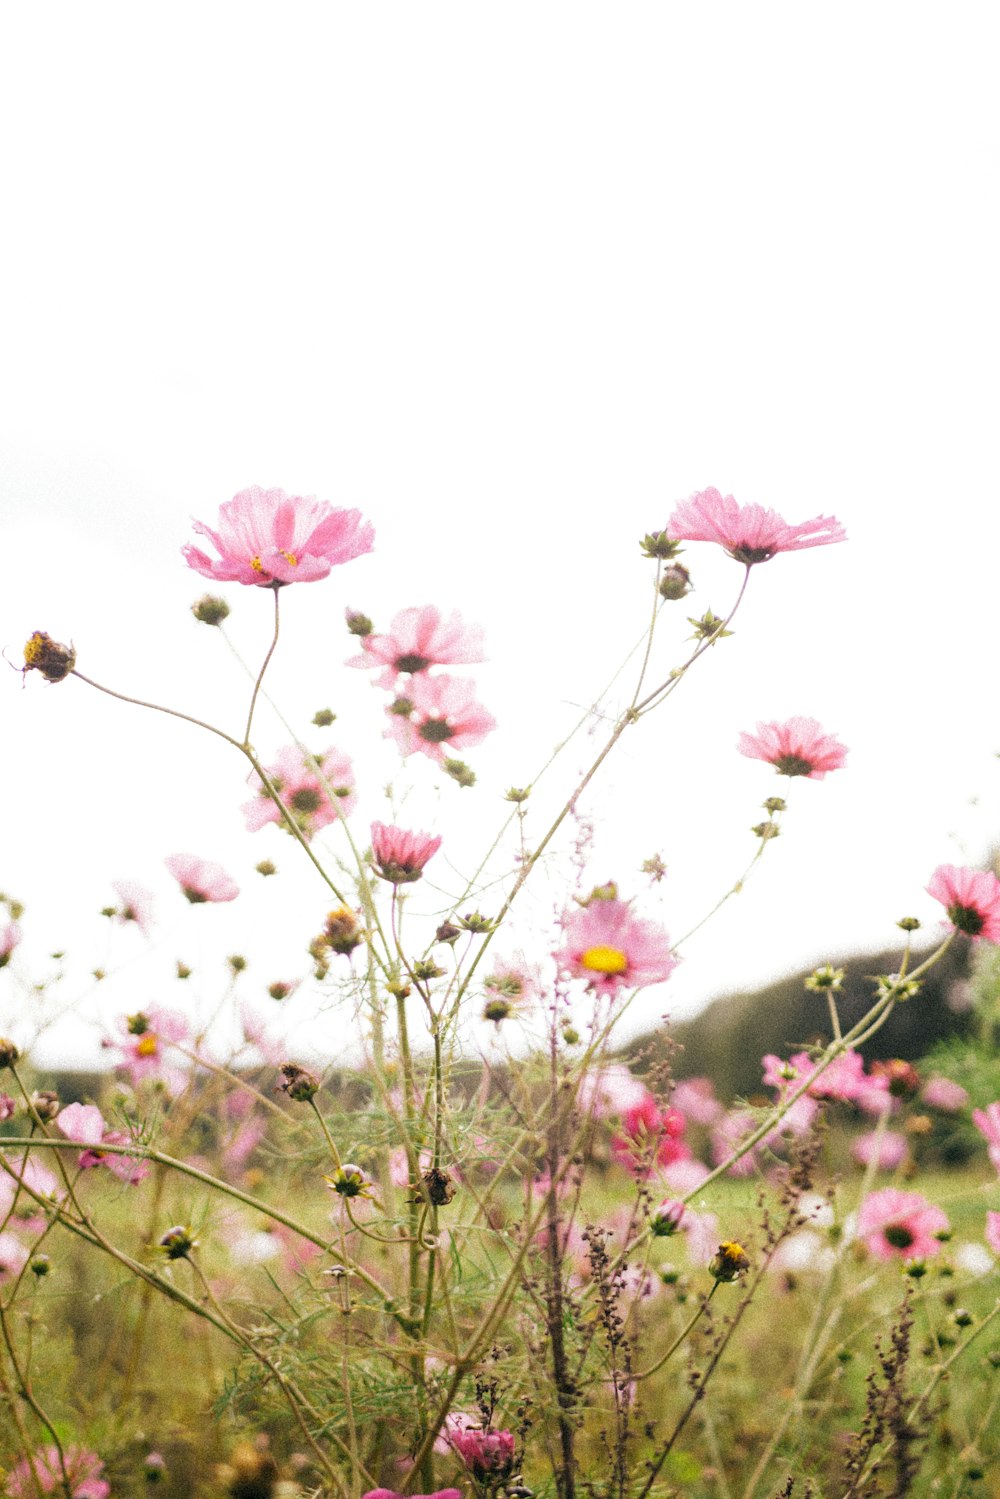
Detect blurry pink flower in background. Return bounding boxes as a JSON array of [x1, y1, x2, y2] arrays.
[[972, 1103, 1000, 1173], [927, 864, 1000, 942], [682, 1206, 722, 1269], [106, 1006, 190, 1090], [446, 1422, 515, 1481], [667, 487, 846, 564], [577, 1064, 650, 1120], [0, 921, 21, 968], [385, 674, 496, 763], [363, 1489, 462, 1499], [0, 1231, 29, 1282], [557, 898, 677, 998], [852, 1129, 908, 1171], [348, 605, 485, 690], [243, 745, 357, 839], [0, 1156, 61, 1231], [671, 1077, 725, 1128], [56, 1102, 149, 1185], [986, 1211, 1000, 1258], [183, 485, 374, 587], [236, 1001, 287, 1067], [921, 1075, 969, 1112], [165, 854, 239, 904], [858, 1188, 949, 1260], [738, 718, 848, 779], [712, 1110, 764, 1177], [110, 880, 156, 936], [6, 1445, 110, 1498], [370, 822, 442, 884]]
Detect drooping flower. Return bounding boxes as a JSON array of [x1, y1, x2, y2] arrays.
[[165, 853, 239, 904], [370, 822, 442, 883], [109, 880, 156, 936], [0, 922, 21, 969], [557, 897, 677, 998], [738, 717, 848, 779], [348, 605, 485, 690], [105, 1006, 190, 1091], [5, 1445, 110, 1498], [384, 673, 496, 763], [56, 1101, 149, 1184], [446, 1421, 516, 1482], [927, 864, 1000, 942], [972, 1102, 1000, 1173], [857, 1188, 949, 1261], [243, 745, 357, 840], [667, 487, 846, 565], [183, 485, 374, 587]]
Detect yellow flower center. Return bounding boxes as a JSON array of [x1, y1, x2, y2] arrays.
[[250, 556, 264, 572], [279, 550, 298, 566], [580, 944, 628, 975], [136, 1034, 159, 1057]]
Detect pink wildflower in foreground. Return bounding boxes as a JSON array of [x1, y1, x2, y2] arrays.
[[244, 744, 357, 840], [385, 673, 496, 763], [972, 1102, 1000, 1173], [57, 1101, 149, 1184], [165, 853, 239, 904], [6, 1445, 110, 1498], [370, 822, 442, 883], [183, 485, 374, 587], [667, 486, 846, 565], [110, 879, 156, 936], [557, 898, 677, 998], [927, 864, 1000, 942], [0, 921, 21, 968], [348, 604, 485, 690], [738, 717, 848, 779], [858, 1188, 949, 1261]]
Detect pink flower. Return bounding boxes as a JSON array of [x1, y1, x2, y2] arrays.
[[986, 1211, 1000, 1258], [110, 879, 155, 936], [385, 673, 496, 763], [56, 1102, 149, 1184], [106, 1006, 190, 1090], [6, 1445, 110, 1498], [482, 954, 542, 1013], [0, 1231, 29, 1282], [183, 485, 374, 587], [927, 864, 1000, 942], [165, 854, 239, 904], [857, 1188, 949, 1261], [446, 1422, 516, 1481], [667, 486, 846, 565], [363, 1491, 461, 1499], [0, 1094, 15, 1122], [921, 1075, 969, 1112], [671, 1077, 725, 1127], [370, 822, 442, 884], [738, 717, 848, 779], [972, 1103, 1000, 1173], [243, 745, 357, 840], [651, 1197, 688, 1236], [557, 898, 678, 998], [612, 1091, 689, 1177], [852, 1129, 908, 1171], [348, 604, 485, 690], [577, 1064, 651, 1119], [0, 921, 21, 969]]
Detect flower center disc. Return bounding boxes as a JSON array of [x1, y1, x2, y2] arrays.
[[580, 944, 628, 975]]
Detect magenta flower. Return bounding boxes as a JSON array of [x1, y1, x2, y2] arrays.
[[972, 1102, 1000, 1173], [667, 486, 846, 565], [0, 921, 21, 969], [110, 879, 156, 936], [362, 1491, 462, 1499], [348, 604, 485, 690], [105, 1006, 190, 1091], [446, 1422, 516, 1481], [927, 864, 1000, 942], [165, 853, 239, 904], [243, 745, 357, 840], [6, 1445, 110, 1498], [857, 1188, 949, 1261], [738, 717, 848, 779], [557, 897, 677, 998], [370, 821, 442, 884], [183, 485, 374, 587], [611, 1090, 689, 1177], [385, 673, 497, 763], [56, 1102, 149, 1184]]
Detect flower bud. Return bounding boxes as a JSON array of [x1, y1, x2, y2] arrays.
[[897, 916, 921, 932], [176, 962, 192, 980], [276, 1063, 319, 1102], [483, 998, 513, 1023], [709, 1240, 750, 1282], [268, 981, 294, 1001], [312, 707, 336, 727], [345, 609, 373, 637], [159, 1225, 198, 1260], [444, 757, 476, 788], [29, 1090, 61, 1122], [458, 911, 495, 934], [413, 959, 445, 981], [422, 1166, 456, 1206], [227, 954, 248, 974], [752, 821, 781, 840], [658, 563, 692, 601], [327, 1163, 371, 1198], [256, 860, 277, 876], [143, 1452, 167, 1483], [763, 797, 787, 814], [651, 1199, 687, 1237], [435, 922, 461, 946], [322, 906, 364, 956], [191, 595, 230, 626], [22, 631, 76, 682], [805, 964, 845, 994], [30, 1255, 51, 1277], [640, 531, 683, 560], [505, 786, 531, 803], [688, 610, 733, 642], [0, 1039, 20, 1069]]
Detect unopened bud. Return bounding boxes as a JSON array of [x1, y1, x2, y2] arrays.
[[483, 998, 513, 1023], [505, 786, 530, 803], [444, 757, 476, 789], [322, 906, 363, 956], [435, 922, 461, 946], [176, 962, 191, 980], [159, 1225, 198, 1260], [191, 595, 230, 626], [345, 609, 373, 637], [276, 1063, 319, 1102], [651, 1199, 687, 1237], [30, 1255, 51, 1277], [0, 1039, 20, 1069], [658, 563, 692, 601], [413, 959, 445, 981], [326, 1163, 371, 1198], [763, 797, 787, 814], [458, 911, 495, 934], [640, 531, 683, 560], [21, 631, 76, 683], [312, 708, 336, 727], [897, 916, 921, 932], [29, 1090, 61, 1122], [227, 954, 248, 974], [255, 860, 277, 877]]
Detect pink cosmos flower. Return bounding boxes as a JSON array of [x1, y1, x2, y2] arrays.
[[857, 1188, 949, 1261], [0, 1094, 15, 1122], [56, 1101, 149, 1184], [370, 822, 442, 884], [165, 853, 239, 904], [446, 1422, 516, 1481], [363, 1490, 461, 1499], [348, 604, 485, 690], [6, 1445, 110, 1498], [671, 1077, 725, 1128], [384, 673, 497, 763], [110, 879, 156, 936], [183, 485, 374, 588], [927, 864, 1000, 942], [972, 1103, 1000, 1173], [611, 1091, 689, 1177], [921, 1075, 969, 1112], [105, 1006, 190, 1090], [667, 486, 846, 565], [0, 921, 21, 968], [738, 717, 848, 779], [577, 1064, 651, 1120], [0, 1231, 29, 1282], [243, 744, 357, 840], [557, 898, 678, 998], [482, 953, 543, 1012], [986, 1211, 1000, 1258], [852, 1129, 908, 1171]]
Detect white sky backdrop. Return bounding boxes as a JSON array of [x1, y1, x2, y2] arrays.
[[2, 5, 998, 1069]]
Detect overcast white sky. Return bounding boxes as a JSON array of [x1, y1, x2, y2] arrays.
[[2, 5, 998, 1068]]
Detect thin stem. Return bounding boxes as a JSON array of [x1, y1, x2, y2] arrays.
[[71, 671, 242, 751], [242, 582, 281, 747]]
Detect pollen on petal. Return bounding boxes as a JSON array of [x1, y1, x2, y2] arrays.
[[580, 944, 629, 975]]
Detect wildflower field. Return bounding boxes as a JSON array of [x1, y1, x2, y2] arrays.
[[4, 485, 1000, 1499]]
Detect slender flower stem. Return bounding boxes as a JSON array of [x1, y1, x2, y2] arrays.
[[631, 1283, 719, 1381], [70, 670, 243, 751], [242, 581, 281, 747]]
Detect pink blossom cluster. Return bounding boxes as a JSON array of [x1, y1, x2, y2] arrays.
[[56, 1102, 149, 1184], [5, 1445, 109, 1498], [761, 1049, 892, 1115]]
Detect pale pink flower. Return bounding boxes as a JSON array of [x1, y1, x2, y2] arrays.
[[183, 485, 374, 587], [482, 953, 542, 1017], [222, 1117, 266, 1175], [0, 1155, 61, 1218], [363, 1489, 461, 1499], [165, 853, 239, 904], [243, 744, 357, 840], [446, 1422, 516, 1481], [769, 1229, 836, 1280], [671, 1077, 725, 1127], [927, 864, 1000, 942], [370, 822, 442, 883], [972, 1103, 1000, 1173], [385, 673, 496, 763], [738, 717, 848, 779], [712, 1110, 763, 1177], [651, 1197, 688, 1235], [0, 1095, 14, 1122], [236, 1000, 286, 1066], [667, 486, 846, 564], [557, 898, 677, 998], [6, 1446, 109, 1498], [106, 1005, 190, 1090], [682, 1206, 722, 1268], [348, 604, 485, 690], [577, 1064, 650, 1119], [56, 1101, 149, 1184], [110, 879, 155, 936], [0, 1231, 29, 1282], [0, 921, 21, 968], [857, 1187, 949, 1260], [852, 1129, 908, 1171], [661, 1156, 712, 1195], [921, 1075, 969, 1112], [986, 1211, 1000, 1258]]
